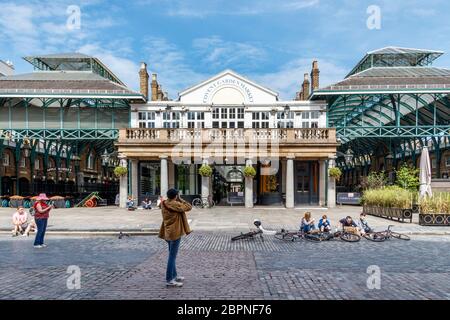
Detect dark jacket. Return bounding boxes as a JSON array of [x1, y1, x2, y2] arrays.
[[158, 198, 192, 241]]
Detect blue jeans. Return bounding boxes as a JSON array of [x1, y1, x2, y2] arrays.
[[166, 238, 181, 282], [34, 218, 48, 246], [302, 224, 316, 233]]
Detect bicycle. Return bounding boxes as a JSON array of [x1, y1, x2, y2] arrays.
[[192, 196, 215, 209], [363, 225, 410, 242], [274, 226, 361, 243], [231, 219, 265, 242]]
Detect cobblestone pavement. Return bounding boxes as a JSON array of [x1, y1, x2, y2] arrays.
[[1, 233, 450, 300], [1, 205, 449, 235]]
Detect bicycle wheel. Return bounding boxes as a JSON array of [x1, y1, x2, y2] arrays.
[[363, 232, 387, 242], [304, 233, 323, 242], [275, 231, 296, 242], [231, 232, 253, 241], [390, 232, 411, 241], [192, 198, 203, 209], [340, 232, 361, 242]]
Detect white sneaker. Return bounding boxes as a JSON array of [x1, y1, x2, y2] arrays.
[[166, 280, 183, 287], [41, 244, 47, 247], [34, 245, 42, 248], [175, 276, 185, 281]]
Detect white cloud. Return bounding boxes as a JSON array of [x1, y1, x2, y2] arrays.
[[252, 58, 347, 100], [192, 36, 266, 68], [78, 43, 140, 90], [148, 0, 320, 17], [142, 37, 207, 99]]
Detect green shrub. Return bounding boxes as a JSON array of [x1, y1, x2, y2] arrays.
[[362, 186, 414, 209], [243, 166, 256, 178], [114, 166, 128, 177], [328, 167, 342, 180], [395, 164, 419, 192], [198, 164, 213, 177], [361, 171, 387, 190]]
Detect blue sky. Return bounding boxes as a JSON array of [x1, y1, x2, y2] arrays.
[[1, 0, 450, 99]]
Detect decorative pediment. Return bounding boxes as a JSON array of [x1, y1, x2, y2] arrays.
[[179, 69, 278, 104]]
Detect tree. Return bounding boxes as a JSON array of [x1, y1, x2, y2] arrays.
[[395, 164, 419, 192]]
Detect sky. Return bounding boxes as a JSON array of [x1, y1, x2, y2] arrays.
[[1, 0, 450, 100]]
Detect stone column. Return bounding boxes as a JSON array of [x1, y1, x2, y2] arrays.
[[118, 154, 128, 209], [160, 156, 168, 198], [131, 160, 138, 201], [327, 159, 336, 208], [201, 158, 210, 199], [245, 158, 254, 208], [119, 175, 128, 209], [319, 160, 326, 206], [285, 156, 295, 208]]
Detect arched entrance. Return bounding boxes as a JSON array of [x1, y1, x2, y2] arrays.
[[1, 176, 13, 196], [18, 177, 30, 196]]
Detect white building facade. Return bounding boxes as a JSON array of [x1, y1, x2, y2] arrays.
[[118, 68, 338, 208]]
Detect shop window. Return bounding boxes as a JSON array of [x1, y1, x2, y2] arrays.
[[175, 164, 199, 195], [19, 157, 26, 168], [34, 158, 40, 170]]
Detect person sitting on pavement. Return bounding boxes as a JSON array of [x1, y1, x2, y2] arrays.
[[357, 212, 373, 235], [318, 214, 332, 233], [12, 206, 36, 237], [126, 196, 137, 210], [339, 216, 359, 234], [142, 198, 152, 210], [300, 212, 316, 234]]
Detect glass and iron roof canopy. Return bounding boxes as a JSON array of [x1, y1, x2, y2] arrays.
[[311, 46, 450, 159], [23, 53, 125, 86], [345, 46, 444, 78]]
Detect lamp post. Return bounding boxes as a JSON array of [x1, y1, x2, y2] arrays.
[[385, 152, 394, 184], [72, 155, 81, 193]]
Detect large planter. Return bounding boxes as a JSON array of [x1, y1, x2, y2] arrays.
[[363, 205, 413, 223], [419, 213, 450, 226]]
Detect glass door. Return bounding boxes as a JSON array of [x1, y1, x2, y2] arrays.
[[295, 161, 319, 205]]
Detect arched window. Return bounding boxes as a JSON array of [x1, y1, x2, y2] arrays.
[[3, 153, 10, 166]]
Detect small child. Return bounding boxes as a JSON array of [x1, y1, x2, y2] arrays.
[[318, 215, 331, 232]]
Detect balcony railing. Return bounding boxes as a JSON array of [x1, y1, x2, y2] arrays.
[[119, 128, 337, 144]]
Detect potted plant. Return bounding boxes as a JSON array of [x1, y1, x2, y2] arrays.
[[198, 164, 213, 177], [329, 167, 342, 180], [50, 195, 65, 208], [243, 166, 256, 178], [9, 195, 24, 208], [114, 166, 128, 177]]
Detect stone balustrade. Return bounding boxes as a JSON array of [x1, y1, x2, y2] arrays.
[[119, 128, 336, 145]]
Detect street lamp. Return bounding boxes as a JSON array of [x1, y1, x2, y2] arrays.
[[385, 152, 394, 168], [22, 139, 31, 158], [101, 149, 110, 166], [344, 148, 354, 166]]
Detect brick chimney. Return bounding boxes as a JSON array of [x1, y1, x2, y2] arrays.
[[139, 62, 149, 100], [157, 84, 163, 100], [151, 73, 158, 101], [301, 73, 310, 100], [310, 60, 320, 92]]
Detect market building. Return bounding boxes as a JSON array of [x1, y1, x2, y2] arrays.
[[1, 46, 449, 208], [117, 63, 339, 208]]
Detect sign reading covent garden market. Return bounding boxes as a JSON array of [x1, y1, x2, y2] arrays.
[[117, 63, 340, 210], [202, 76, 254, 103]]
